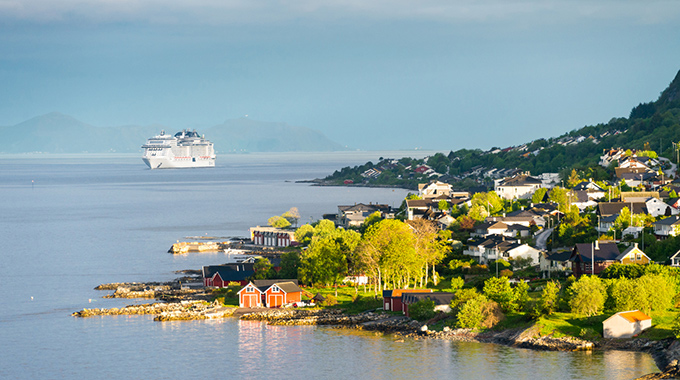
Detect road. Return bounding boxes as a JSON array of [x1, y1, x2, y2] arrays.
[[535, 227, 553, 251]]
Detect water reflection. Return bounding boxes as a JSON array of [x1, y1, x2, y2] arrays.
[[234, 322, 658, 380]]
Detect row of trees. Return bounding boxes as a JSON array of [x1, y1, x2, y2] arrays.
[[290, 218, 449, 296]]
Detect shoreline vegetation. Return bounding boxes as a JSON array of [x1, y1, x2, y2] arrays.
[[73, 279, 679, 379]]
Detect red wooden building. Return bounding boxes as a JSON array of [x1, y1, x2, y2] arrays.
[[382, 289, 432, 313], [202, 263, 255, 287], [237, 279, 302, 308], [249, 226, 297, 247]]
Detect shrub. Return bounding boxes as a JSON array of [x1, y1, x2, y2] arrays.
[[456, 295, 504, 329], [499, 269, 513, 278], [483, 277, 514, 312], [450, 288, 480, 311], [321, 294, 338, 307], [409, 299, 436, 321]]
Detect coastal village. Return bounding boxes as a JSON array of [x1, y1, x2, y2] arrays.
[[76, 145, 680, 378]]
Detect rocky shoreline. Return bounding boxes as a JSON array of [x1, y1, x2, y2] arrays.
[[74, 281, 678, 378]]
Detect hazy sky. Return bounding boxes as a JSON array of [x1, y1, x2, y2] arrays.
[[2, 0, 680, 150]]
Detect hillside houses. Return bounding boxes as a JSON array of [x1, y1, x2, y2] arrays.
[[463, 234, 541, 265]]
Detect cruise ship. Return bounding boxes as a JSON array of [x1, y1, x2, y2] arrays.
[[142, 130, 216, 169]]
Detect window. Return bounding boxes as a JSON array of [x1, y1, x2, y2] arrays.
[[636, 253, 641, 260]]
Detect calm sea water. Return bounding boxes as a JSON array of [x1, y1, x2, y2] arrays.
[[0, 152, 658, 379]]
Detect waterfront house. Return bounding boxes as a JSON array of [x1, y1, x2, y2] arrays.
[[237, 282, 263, 308], [250, 226, 297, 247], [569, 242, 620, 276], [382, 289, 432, 312], [603, 310, 652, 339], [237, 279, 302, 308], [202, 263, 255, 287]]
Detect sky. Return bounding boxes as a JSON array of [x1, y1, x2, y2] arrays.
[[2, 0, 680, 151]]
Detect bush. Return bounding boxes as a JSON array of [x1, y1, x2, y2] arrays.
[[409, 299, 436, 321], [321, 294, 338, 307], [456, 295, 504, 329], [499, 269, 513, 278], [483, 277, 514, 312]]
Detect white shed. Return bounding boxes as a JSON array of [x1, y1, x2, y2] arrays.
[[602, 310, 652, 339]]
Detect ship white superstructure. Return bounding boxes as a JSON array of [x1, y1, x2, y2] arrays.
[[142, 130, 216, 169]]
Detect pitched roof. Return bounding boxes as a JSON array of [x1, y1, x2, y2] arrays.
[[609, 310, 651, 323], [401, 292, 456, 305], [386, 289, 433, 298], [251, 279, 299, 292], [598, 202, 647, 217], [544, 251, 572, 262], [653, 216, 680, 226], [268, 281, 302, 294], [573, 181, 605, 192], [498, 174, 542, 186], [202, 263, 255, 282], [616, 244, 650, 261], [571, 242, 621, 263]]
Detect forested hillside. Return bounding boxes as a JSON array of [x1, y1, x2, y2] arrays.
[[325, 70, 680, 189]]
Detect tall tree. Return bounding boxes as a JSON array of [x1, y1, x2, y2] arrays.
[[407, 219, 446, 287], [355, 219, 417, 294]]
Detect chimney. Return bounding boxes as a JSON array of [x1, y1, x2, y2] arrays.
[[594, 240, 599, 250], [634, 242, 638, 248]]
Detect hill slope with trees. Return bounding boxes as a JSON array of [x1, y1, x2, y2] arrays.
[[324, 69, 680, 189]]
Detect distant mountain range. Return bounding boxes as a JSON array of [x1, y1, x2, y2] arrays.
[[0, 113, 347, 153]]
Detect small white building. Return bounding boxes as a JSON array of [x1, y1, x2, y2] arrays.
[[602, 310, 652, 339]]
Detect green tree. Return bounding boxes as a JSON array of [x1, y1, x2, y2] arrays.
[[532, 188, 548, 204], [537, 281, 561, 316], [438, 199, 450, 212], [294, 224, 315, 246], [409, 298, 436, 321], [568, 275, 607, 316], [471, 191, 503, 216], [253, 258, 274, 280], [549, 187, 569, 212], [268, 215, 291, 228], [483, 277, 515, 312], [355, 219, 418, 293], [278, 251, 301, 279], [298, 236, 347, 295], [456, 295, 488, 328], [281, 207, 300, 227]]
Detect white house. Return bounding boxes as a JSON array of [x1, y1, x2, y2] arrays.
[[653, 216, 680, 238], [494, 173, 543, 200], [646, 197, 679, 217], [418, 181, 454, 198], [603, 310, 652, 339]]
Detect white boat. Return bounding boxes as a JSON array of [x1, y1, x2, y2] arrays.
[[142, 130, 216, 169]]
